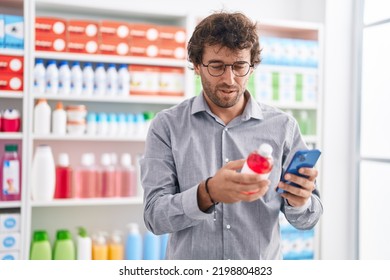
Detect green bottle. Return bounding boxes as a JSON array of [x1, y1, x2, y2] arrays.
[[53, 229, 76, 260], [30, 230, 52, 260]]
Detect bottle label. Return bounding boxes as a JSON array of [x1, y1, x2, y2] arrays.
[[241, 161, 270, 180], [2, 160, 20, 195]]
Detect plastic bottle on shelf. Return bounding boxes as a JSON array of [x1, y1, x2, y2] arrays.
[[29, 230, 52, 260], [241, 143, 274, 194], [33, 99, 51, 135], [125, 223, 142, 260], [31, 145, 56, 201], [33, 58, 46, 94], [45, 60, 59, 94], [96, 112, 108, 136], [58, 60, 71, 95], [143, 230, 160, 260], [82, 62, 94, 96], [53, 229, 76, 260], [94, 63, 106, 96], [73, 153, 98, 198], [52, 101, 67, 135], [100, 153, 116, 198], [106, 63, 118, 96], [76, 227, 92, 260], [70, 61, 83, 95], [126, 113, 136, 136], [86, 112, 97, 135], [1, 144, 21, 201], [119, 153, 136, 197], [108, 230, 124, 260], [117, 64, 130, 96], [107, 113, 118, 136], [54, 153, 73, 199], [92, 231, 108, 260], [117, 113, 127, 136]]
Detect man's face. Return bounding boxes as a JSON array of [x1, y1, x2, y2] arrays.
[[195, 45, 253, 109]]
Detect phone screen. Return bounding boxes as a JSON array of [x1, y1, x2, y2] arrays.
[[276, 149, 321, 194]]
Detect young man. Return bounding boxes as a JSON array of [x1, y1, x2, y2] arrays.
[[141, 11, 323, 259]]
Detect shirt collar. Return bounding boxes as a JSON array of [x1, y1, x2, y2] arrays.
[[191, 90, 264, 121]]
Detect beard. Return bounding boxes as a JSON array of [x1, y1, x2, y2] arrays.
[[201, 78, 245, 108]]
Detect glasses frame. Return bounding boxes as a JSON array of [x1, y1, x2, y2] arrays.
[[201, 61, 254, 77]]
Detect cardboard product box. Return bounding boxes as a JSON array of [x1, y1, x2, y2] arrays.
[[130, 23, 159, 42], [99, 37, 129, 56], [0, 73, 23, 91], [99, 20, 130, 40], [0, 15, 4, 48], [4, 15, 24, 49], [159, 66, 184, 96], [129, 37, 158, 58], [35, 33, 67, 52], [0, 250, 19, 260], [158, 25, 186, 59], [0, 213, 21, 233], [67, 34, 98, 54], [68, 19, 99, 38], [0, 232, 20, 251], [0, 55, 23, 74], [129, 65, 160, 95], [35, 17, 67, 37]]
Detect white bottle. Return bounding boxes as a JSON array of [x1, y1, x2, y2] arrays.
[[31, 145, 56, 201], [33, 99, 51, 135], [82, 62, 94, 96], [58, 61, 71, 95], [86, 112, 97, 135], [241, 143, 273, 179], [70, 61, 83, 95], [97, 112, 108, 135], [94, 63, 106, 96], [52, 101, 67, 135], [106, 63, 118, 96], [77, 227, 92, 260], [107, 113, 118, 136], [33, 59, 46, 94], [117, 64, 130, 96], [45, 60, 59, 95], [117, 113, 127, 135]]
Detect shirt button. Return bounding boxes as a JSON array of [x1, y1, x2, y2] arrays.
[[224, 128, 228, 132], [225, 158, 229, 163], [226, 225, 231, 229]]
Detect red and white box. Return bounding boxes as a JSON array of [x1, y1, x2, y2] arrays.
[[159, 67, 185, 96], [0, 55, 23, 74], [68, 19, 99, 38], [99, 20, 130, 40], [35, 33, 67, 52], [129, 65, 160, 95], [67, 35, 98, 54], [158, 25, 186, 59], [35, 17, 67, 37], [99, 37, 129, 56], [0, 73, 23, 91], [129, 23, 159, 58]]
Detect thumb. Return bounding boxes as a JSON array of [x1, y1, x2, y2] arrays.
[[224, 159, 246, 171]]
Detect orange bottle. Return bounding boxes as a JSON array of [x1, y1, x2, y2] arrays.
[[108, 230, 124, 260], [92, 232, 108, 260]]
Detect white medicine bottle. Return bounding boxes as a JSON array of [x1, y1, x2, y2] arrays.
[[241, 143, 274, 180], [33, 99, 51, 135], [70, 61, 83, 95], [82, 62, 94, 96], [45, 60, 59, 95], [58, 60, 71, 95], [33, 59, 46, 94]]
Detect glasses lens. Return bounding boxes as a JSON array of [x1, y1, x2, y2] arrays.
[[232, 62, 250, 77], [207, 62, 225, 76]]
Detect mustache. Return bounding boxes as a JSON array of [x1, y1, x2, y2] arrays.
[[216, 84, 239, 91]]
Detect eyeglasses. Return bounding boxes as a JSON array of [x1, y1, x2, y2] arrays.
[[201, 61, 253, 77]]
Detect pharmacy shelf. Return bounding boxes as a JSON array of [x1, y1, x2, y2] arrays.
[[0, 132, 23, 140], [35, 51, 187, 67], [0, 49, 24, 56], [0, 91, 24, 98], [0, 201, 22, 209], [32, 134, 145, 142], [30, 196, 143, 207], [32, 93, 186, 105]]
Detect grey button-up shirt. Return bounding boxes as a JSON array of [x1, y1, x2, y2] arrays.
[[140, 91, 323, 260]]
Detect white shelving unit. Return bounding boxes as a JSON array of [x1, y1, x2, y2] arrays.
[[0, 0, 323, 260]]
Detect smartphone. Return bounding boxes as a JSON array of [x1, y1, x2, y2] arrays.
[[276, 149, 321, 194]]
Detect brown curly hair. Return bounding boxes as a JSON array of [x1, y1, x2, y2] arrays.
[[187, 11, 261, 67]]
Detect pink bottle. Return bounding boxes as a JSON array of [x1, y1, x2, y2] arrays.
[[119, 153, 136, 197], [100, 153, 116, 198], [54, 153, 73, 199], [1, 144, 21, 201], [73, 153, 98, 198], [241, 143, 273, 195]]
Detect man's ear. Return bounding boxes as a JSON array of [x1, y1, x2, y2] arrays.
[[194, 64, 201, 75]]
